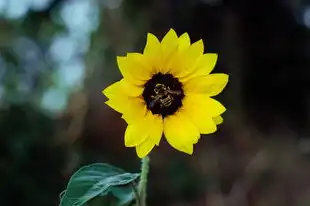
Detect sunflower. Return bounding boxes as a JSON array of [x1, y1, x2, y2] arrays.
[[102, 29, 228, 158]]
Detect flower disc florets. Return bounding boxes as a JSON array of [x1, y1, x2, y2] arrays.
[[142, 72, 184, 117]]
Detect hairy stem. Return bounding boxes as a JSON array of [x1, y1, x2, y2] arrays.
[[137, 156, 150, 206]]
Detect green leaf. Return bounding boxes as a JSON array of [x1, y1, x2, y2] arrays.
[[110, 185, 136, 205], [60, 163, 140, 206]]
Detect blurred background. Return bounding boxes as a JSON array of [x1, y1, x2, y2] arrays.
[[1, 0, 310, 205]]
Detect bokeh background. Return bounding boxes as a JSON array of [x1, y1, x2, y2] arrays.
[[1, 0, 310, 205]]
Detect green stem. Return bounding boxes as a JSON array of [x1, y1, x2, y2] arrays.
[[137, 156, 150, 206]]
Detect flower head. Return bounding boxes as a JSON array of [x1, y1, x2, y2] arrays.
[[102, 29, 228, 158]]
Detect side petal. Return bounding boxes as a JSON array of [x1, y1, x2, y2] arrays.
[[103, 80, 145, 116], [178, 32, 191, 52], [161, 28, 179, 48], [126, 53, 155, 78], [182, 96, 217, 134], [187, 39, 204, 57], [143, 33, 162, 73], [144, 33, 161, 55], [124, 111, 155, 147], [117, 56, 148, 85], [125, 124, 149, 147], [173, 39, 204, 78], [195, 53, 218, 75], [122, 98, 147, 124], [183, 74, 229, 96], [149, 114, 163, 145], [119, 79, 144, 97], [213, 116, 223, 125], [102, 81, 123, 99], [103, 80, 142, 99], [125, 111, 163, 158], [163, 112, 200, 154], [135, 138, 156, 158], [160, 29, 179, 73], [126, 111, 163, 145], [106, 96, 146, 119], [183, 94, 226, 117], [181, 53, 218, 82], [105, 99, 126, 113]]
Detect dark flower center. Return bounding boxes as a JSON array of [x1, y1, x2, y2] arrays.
[[142, 72, 184, 117]]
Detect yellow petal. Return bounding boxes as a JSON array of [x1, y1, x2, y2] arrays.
[[102, 79, 142, 97], [102, 81, 122, 99], [105, 96, 145, 117], [194, 53, 218, 75], [173, 39, 204, 78], [188, 39, 204, 57], [120, 79, 144, 97], [103, 80, 144, 115], [160, 29, 179, 73], [117, 56, 148, 85], [183, 94, 226, 117], [184, 74, 229, 96], [144, 33, 161, 55], [182, 96, 217, 134], [125, 111, 162, 148], [135, 138, 156, 158], [213, 116, 223, 125], [125, 124, 148, 147], [181, 53, 218, 82], [105, 99, 126, 113], [163, 112, 200, 154], [148, 114, 163, 145], [121, 98, 147, 124], [126, 53, 155, 77], [178, 32, 190, 52], [143, 33, 161, 73], [161, 28, 178, 47]]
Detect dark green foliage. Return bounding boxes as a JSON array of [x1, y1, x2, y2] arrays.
[[60, 163, 139, 206]]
